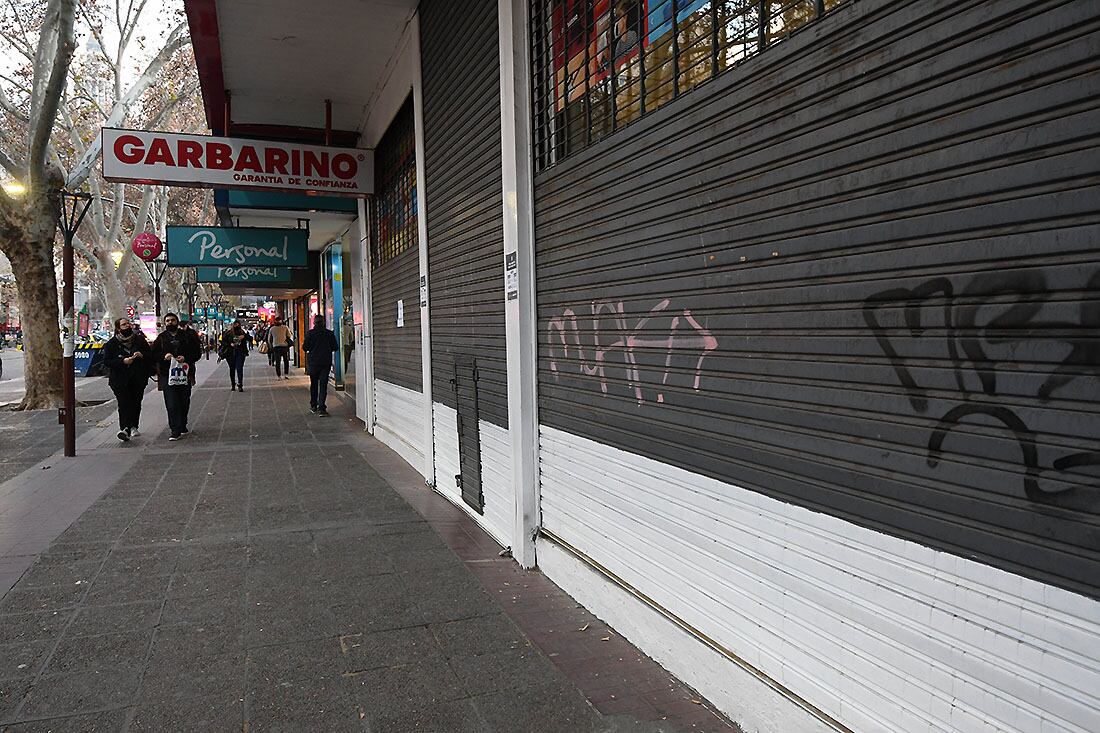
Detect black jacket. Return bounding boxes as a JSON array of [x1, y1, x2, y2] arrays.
[[151, 328, 201, 390], [102, 334, 152, 389], [219, 330, 253, 359], [302, 326, 338, 373]]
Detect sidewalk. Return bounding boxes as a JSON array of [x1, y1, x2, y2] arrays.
[[0, 360, 739, 732]]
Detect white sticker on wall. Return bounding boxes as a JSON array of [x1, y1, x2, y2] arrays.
[[397, 299, 404, 328], [505, 251, 518, 301]]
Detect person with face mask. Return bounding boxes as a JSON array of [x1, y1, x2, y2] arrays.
[[219, 320, 253, 392], [102, 317, 153, 441], [152, 313, 201, 440]]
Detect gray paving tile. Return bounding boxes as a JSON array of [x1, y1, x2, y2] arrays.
[[0, 678, 32, 724], [18, 669, 141, 719], [67, 602, 161, 637], [431, 613, 531, 659], [345, 660, 464, 719], [43, 630, 153, 675], [336, 625, 445, 674], [245, 676, 364, 733], [0, 611, 73, 646], [0, 640, 53, 681], [369, 698, 487, 733], [0, 584, 86, 614], [2, 707, 131, 732]]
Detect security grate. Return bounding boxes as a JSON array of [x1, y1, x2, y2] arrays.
[[371, 96, 417, 268], [530, 0, 844, 171]]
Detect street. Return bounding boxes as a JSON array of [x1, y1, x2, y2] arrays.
[[0, 349, 111, 408]]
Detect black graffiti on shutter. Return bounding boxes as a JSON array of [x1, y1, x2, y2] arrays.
[[546, 297, 718, 405], [863, 270, 1100, 505]]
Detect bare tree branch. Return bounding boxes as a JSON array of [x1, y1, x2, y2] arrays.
[[65, 19, 189, 188], [29, 0, 76, 183], [2, 0, 38, 61], [76, 2, 115, 69], [0, 82, 30, 123], [0, 146, 23, 176], [119, 0, 149, 54]]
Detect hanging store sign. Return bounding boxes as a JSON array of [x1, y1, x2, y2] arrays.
[[196, 266, 293, 284], [101, 128, 373, 197], [166, 226, 308, 267]]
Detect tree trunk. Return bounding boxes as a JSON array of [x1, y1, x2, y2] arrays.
[[95, 249, 127, 323], [8, 231, 63, 410]]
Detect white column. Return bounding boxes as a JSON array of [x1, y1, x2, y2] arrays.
[[498, 0, 539, 569], [412, 13, 436, 487], [356, 199, 376, 432]]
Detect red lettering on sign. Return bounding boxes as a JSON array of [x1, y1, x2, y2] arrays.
[[207, 142, 233, 170], [265, 148, 290, 175], [234, 145, 262, 173], [177, 140, 203, 168], [114, 135, 145, 164], [144, 138, 175, 166], [303, 151, 328, 178], [290, 149, 301, 176], [332, 153, 356, 180]]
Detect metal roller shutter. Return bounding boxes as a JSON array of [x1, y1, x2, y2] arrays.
[[533, 0, 1100, 600], [371, 96, 422, 392], [420, 0, 508, 430]]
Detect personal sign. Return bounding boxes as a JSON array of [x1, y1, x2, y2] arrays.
[[196, 266, 293, 283], [101, 128, 373, 197], [166, 226, 308, 268]]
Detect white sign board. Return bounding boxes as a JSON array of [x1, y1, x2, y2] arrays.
[[397, 299, 404, 328], [101, 128, 373, 198]]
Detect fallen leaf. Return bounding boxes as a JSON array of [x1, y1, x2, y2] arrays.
[[601, 636, 610, 641], [578, 623, 589, 632], [691, 699, 702, 705]]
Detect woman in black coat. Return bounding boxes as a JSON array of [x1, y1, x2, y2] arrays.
[[102, 317, 152, 442]]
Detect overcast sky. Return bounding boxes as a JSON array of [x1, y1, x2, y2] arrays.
[[1, 0, 184, 93]]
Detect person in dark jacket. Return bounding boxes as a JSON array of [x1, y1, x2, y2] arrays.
[[102, 317, 152, 442], [219, 321, 253, 392], [302, 314, 338, 416], [152, 313, 201, 441]]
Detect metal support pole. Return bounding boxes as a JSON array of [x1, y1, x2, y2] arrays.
[[58, 191, 92, 458]]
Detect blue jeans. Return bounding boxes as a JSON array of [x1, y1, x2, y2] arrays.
[[309, 366, 330, 411], [228, 350, 246, 386]]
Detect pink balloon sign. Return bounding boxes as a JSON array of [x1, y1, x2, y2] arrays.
[[131, 232, 162, 261]]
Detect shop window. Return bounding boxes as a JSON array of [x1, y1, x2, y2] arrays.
[[371, 96, 417, 268], [532, 0, 846, 171]]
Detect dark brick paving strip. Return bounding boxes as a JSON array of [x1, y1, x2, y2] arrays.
[[0, 363, 738, 732]]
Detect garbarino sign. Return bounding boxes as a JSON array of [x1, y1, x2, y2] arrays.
[[196, 266, 292, 283], [166, 226, 308, 267], [101, 128, 373, 197]]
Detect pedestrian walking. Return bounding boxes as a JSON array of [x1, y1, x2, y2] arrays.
[[102, 317, 152, 442], [152, 313, 201, 441], [302, 314, 338, 416], [267, 316, 293, 379], [219, 321, 253, 392]]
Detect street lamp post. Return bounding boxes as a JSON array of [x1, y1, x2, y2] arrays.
[[58, 190, 92, 458]]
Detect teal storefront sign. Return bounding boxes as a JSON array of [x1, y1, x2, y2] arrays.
[[166, 226, 308, 267], [196, 266, 293, 283]]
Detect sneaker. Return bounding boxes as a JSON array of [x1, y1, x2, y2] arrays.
[[180, 428, 190, 436], [128, 428, 140, 437], [317, 410, 329, 417], [230, 384, 236, 391], [117, 429, 130, 442], [238, 386, 244, 392], [310, 406, 318, 413], [169, 433, 181, 441]]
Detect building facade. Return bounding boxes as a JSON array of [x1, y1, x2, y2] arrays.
[[187, 0, 1100, 730]]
